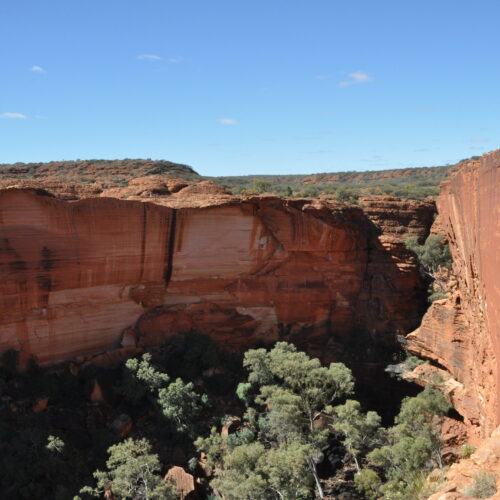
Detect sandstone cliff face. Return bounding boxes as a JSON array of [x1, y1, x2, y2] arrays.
[[0, 187, 434, 367], [407, 150, 500, 439]]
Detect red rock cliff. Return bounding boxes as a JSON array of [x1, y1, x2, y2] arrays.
[[0, 187, 434, 366], [407, 150, 500, 439]]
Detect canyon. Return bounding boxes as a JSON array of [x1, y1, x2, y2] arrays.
[[0, 150, 498, 498], [1, 152, 498, 432]]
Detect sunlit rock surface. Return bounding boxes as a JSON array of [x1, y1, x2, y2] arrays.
[[408, 149, 500, 439], [0, 184, 434, 366]]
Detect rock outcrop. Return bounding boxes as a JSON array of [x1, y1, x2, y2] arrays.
[[164, 466, 199, 500], [0, 185, 434, 367], [407, 150, 500, 439], [428, 426, 500, 500]]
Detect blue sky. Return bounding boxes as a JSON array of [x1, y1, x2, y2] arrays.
[[1, 0, 499, 176]]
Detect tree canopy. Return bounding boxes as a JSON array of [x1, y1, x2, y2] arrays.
[[80, 438, 177, 500], [197, 342, 358, 499]]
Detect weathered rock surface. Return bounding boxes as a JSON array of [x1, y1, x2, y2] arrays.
[[0, 185, 434, 366], [164, 466, 199, 500], [428, 426, 500, 500], [407, 150, 500, 439]]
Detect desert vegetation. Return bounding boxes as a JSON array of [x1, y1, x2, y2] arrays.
[[217, 165, 452, 200], [405, 234, 452, 302], [0, 158, 473, 201], [0, 337, 457, 499]]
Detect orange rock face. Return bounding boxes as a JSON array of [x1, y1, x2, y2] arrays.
[[0, 186, 434, 366], [428, 426, 500, 500], [0, 189, 172, 365], [407, 150, 500, 439], [164, 466, 199, 500]]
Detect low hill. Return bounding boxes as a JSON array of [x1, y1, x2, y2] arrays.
[[0, 159, 201, 185], [1, 156, 482, 200]]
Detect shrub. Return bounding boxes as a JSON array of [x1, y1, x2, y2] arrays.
[[252, 179, 272, 194], [401, 354, 427, 373], [354, 468, 381, 499], [428, 290, 447, 302], [462, 471, 497, 498], [460, 443, 477, 459], [405, 234, 452, 278]]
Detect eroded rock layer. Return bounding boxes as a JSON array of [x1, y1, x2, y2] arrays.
[[0, 187, 434, 366], [407, 150, 500, 438]]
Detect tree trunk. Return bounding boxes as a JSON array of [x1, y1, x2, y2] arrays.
[[308, 457, 324, 499]]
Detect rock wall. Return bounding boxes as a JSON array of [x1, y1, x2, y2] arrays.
[[407, 150, 500, 439], [0, 188, 434, 366]]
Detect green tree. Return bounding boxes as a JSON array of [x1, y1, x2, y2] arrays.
[[120, 352, 207, 437], [367, 386, 451, 499], [198, 342, 356, 499], [405, 234, 452, 291], [332, 399, 382, 471], [211, 441, 268, 499], [209, 441, 314, 500], [243, 342, 355, 432], [80, 438, 177, 500], [117, 353, 170, 404], [125, 353, 170, 391], [158, 378, 207, 436]]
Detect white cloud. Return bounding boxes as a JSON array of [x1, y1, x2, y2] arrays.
[[470, 137, 488, 143], [31, 65, 46, 73], [169, 56, 184, 63], [1, 112, 27, 119], [137, 54, 161, 60], [339, 71, 371, 87], [217, 118, 237, 125]]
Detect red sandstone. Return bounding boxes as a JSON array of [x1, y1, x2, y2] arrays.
[[407, 149, 500, 440], [0, 182, 434, 366]]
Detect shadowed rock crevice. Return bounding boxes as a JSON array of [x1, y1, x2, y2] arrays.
[[163, 208, 177, 286]]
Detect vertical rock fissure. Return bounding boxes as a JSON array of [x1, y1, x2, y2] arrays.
[[163, 208, 177, 286]]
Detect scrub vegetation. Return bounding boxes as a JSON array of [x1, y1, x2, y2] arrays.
[[0, 337, 455, 499]]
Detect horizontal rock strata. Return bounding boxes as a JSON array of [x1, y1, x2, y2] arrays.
[[0, 187, 434, 366], [407, 150, 500, 439]]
